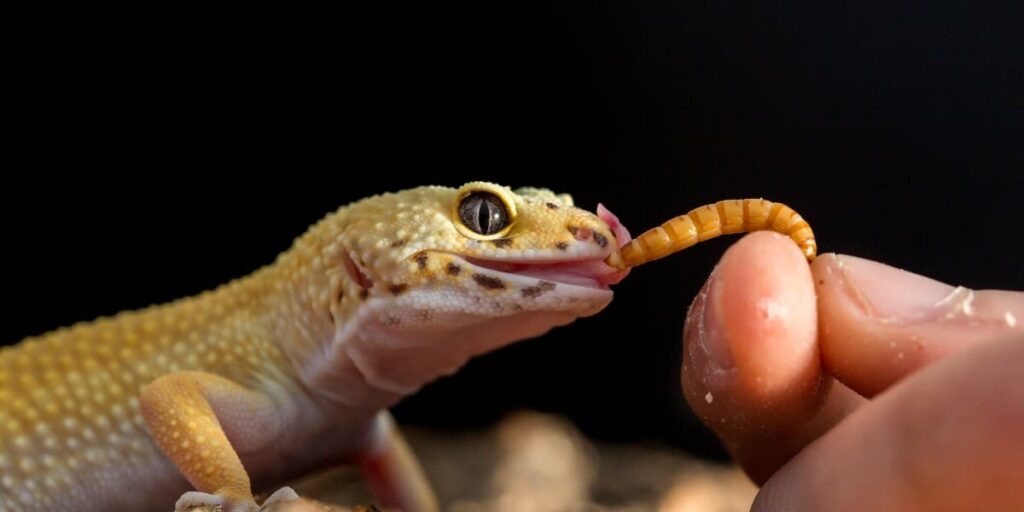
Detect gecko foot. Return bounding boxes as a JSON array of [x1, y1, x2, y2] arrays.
[[175, 491, 259, 512], [259, 487, 300, 510]]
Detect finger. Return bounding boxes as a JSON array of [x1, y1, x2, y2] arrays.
[[753, 334, 1024, 512], [813, 254, 1024, 396], [682, 232, 865, 483]]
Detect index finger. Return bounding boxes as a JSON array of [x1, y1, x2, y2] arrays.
[[814, 254, 1024, 396]]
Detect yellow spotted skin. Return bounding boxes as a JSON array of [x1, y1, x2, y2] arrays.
[[0, 267, 301, 511], [0, 183, 621, 512], [606, 198, 816, 269]]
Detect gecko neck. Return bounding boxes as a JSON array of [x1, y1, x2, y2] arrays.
[[240, 232, 407, 413]]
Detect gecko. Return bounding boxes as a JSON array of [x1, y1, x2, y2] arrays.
[[0, 182, 631, 512]]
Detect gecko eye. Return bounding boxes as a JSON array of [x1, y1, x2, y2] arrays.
[[458, 192, 510, 236], [452, 182, 518, 240]]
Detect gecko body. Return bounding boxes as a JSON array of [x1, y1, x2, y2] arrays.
[[0, 182, 628, 511]]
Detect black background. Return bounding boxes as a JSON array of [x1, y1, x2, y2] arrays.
[[4, 3, 1022, 460]]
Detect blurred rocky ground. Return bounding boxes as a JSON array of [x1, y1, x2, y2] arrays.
[[243, 411, 755, 512]]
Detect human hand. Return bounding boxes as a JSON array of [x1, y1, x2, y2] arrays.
[[681, 232, 1024, 511]]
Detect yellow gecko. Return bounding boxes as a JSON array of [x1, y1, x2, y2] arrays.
[[0, 182, 631, 512]]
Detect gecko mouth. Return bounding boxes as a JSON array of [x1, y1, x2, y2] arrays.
[[465, 256, 627, 290]]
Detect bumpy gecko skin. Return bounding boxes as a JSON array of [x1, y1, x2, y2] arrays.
[[0, 182, 627, 512]]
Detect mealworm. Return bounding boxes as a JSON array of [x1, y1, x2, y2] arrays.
[[606, 199, 816, 269]]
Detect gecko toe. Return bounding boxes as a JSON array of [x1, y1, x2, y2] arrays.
[[175, 490, 262, 512], [175, 491, 226, 511]]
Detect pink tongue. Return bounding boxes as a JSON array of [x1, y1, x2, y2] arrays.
[[517, 259, 619, 287], [596, 203, 632, 284], [597, 203, 632, 247]]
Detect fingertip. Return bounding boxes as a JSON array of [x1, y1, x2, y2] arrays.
[[718, 232, 821, 404], [682, 234, 864, 483], [683, 231, 824, 426]]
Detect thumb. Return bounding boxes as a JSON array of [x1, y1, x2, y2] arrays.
[[813, 254, 1024, 396]]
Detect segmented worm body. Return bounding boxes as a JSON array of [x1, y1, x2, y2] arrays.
[[606, 199, 816, 269]]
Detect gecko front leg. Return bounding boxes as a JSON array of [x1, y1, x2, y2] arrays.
[[358, 412, 439, 512], [140, 371, 298, 512]]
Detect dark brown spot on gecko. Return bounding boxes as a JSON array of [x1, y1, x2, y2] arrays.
[[521, 281, 557, 298], [546, 202, 559, 209], [388, 284, 409, 295], [593, 232, 608, 248], [521, 287, 541, 298], [383, 316, 401, 326], [447, 263, 462, 275], [473, 273, 506, 290], [390, 239, 407, 248], [555, 242, 569, 251], [492, 238, 513, 248], [358, 288, 370, 300], [414, 252, 428, 270]]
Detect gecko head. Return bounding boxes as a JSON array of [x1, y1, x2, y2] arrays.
[[319, 182, 632, 396]]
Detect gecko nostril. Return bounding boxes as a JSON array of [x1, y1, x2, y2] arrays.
[[567, 226, 592, 241]]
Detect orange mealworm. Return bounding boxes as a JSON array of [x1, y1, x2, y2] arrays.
[[606, 199, 816, 269]]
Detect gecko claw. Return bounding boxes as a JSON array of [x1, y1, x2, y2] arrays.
[[259, 487, 301, 510]]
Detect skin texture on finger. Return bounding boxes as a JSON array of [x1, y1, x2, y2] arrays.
[[682, 232, 865, 483], [813, 254, 1024, 396], [753, 335, 1024, 512]]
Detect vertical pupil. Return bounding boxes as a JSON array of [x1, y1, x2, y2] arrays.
[[478, 200, 492, 233], [459, 193, 508, 236]]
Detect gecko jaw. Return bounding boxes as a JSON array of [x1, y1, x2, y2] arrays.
[[463, 255, 627, 290]]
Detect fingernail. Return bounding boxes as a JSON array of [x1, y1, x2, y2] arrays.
[[835, 255, 958, 321], [699, 269, 735, 369]]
